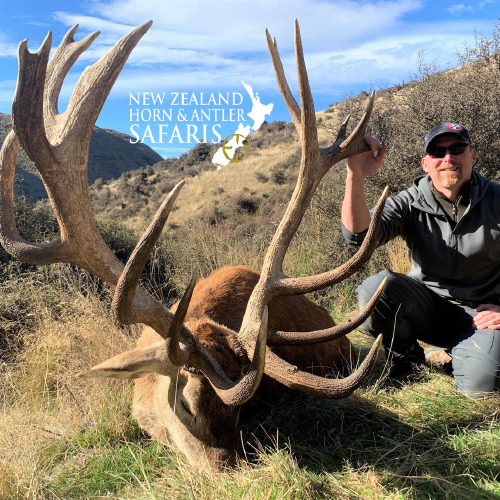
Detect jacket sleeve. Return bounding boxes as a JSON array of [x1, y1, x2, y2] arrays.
[[342, 190, 414, 248]]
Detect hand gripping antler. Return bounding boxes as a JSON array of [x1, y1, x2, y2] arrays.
[[0, 23, 264, 406], [236, 20, 387, 398]]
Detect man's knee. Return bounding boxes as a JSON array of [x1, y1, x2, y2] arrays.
[[356, 269, 395, 309], [356, 270, 411, 347], [452, 333, 500, 399], [356, 270, 433, 358]]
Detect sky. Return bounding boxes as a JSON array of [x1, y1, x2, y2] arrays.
[[0, 0, 498, 158]]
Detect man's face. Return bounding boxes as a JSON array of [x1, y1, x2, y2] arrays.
[[421, 134, 477, 196]]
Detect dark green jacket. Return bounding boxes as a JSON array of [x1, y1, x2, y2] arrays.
[[343, 171, 500, 305]]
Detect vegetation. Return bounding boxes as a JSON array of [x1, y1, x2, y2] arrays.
[[1, 23, 500, 500]]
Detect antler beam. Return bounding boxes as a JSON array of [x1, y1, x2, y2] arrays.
[[237, 20, 386, 398]]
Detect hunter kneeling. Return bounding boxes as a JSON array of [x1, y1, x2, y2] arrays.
[[342, 122, 500, 399]]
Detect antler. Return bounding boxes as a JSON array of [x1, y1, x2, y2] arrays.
[[236, 20, 387, 398], [0, 23, 264, 406], [112, 185, 267, 405]]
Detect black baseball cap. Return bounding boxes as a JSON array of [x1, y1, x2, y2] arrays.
[[424, 122, 471, 153]]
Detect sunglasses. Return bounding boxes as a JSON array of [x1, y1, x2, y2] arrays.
[[426, 143, 470, 158]]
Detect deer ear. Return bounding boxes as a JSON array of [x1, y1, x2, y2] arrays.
[[79, 341, 175, 379]]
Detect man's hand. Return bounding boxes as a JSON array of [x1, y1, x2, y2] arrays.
[[342, 135, 387, 233], [473, 304, 500, 330], [346, 135, 387, 178]]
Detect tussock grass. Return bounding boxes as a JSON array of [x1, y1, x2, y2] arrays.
[[0, 265, 139, 499]]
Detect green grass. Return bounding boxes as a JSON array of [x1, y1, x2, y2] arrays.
[[4, 365, 497, 499], [1, 263, 499, 500], [38, 433, 168, 498]]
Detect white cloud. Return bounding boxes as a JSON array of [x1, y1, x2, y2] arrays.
[[53, 0, 424, 55], [0, 32, 20, 58], [0, 0, 497, 118], [32, 0, 426, 97], [0, 80, 17, 110], [446, 4, 475, 15]]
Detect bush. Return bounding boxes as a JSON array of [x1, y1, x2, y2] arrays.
[[255, 171, 268, 183], [235, 194, 260, 214], [271, 167, 286, 185]]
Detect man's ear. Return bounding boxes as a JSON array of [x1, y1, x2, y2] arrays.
[[78, 341, 176, 379], [471, 147, 478, 167], [421, 156, 429, 173]]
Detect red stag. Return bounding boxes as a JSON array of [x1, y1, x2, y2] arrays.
[[0, 20, 387, 471]]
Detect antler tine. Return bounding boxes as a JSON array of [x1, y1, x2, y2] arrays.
[[113, 180, 185, 326], [265, 334, 383, 398], [276, 185, 388, 295], [265, 29, 301, 136], [165, 270, 200, 364], [45, 26, 100, 127], [207, 306, 268, 406], [319, 91, 375, 172], [0, 130, 66, 263], [294, 19, 319, 164], [66, 21, 153, 142], [267, 278, 386, 346], [12, 32, 52, 157]]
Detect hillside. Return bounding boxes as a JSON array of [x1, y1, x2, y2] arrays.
[[0, 113, 163, 200], [4, 48, 498, 224], [78, 49, 495, 231]]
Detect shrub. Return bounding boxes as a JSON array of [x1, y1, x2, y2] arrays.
[[235, 194, 260, 214], [255, 171, 268, 183], [271, 168, 286, 185]]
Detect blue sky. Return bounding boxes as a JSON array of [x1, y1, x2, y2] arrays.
[[0, 0, 498, 158]]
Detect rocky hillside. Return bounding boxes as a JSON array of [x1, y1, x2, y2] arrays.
[[86, 49, 500, 230], [0, 113, 163, 200]]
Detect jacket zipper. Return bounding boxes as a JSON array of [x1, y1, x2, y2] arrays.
[[450, 232, 457, 277], [450, 203, 459, 278]]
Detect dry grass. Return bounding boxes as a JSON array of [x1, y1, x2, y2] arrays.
[[1, 256, 499, 498], [387, 237, 413, 275], [0, 272, 139, 499]]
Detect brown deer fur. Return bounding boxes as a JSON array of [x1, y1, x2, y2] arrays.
[[129, 266, 353, 469]]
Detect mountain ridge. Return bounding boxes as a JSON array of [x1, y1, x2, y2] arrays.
[[0, 112, 164, 200]]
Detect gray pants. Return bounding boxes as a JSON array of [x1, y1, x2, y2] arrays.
[[357, 270, 500, 398]]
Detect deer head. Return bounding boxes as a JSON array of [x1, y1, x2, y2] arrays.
[[0, 20, 386, 471]]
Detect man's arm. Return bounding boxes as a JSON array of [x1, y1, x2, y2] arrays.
[[341, 135, 387, 233]]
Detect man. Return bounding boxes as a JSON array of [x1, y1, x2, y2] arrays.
[[342, 122, 500, 398]]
